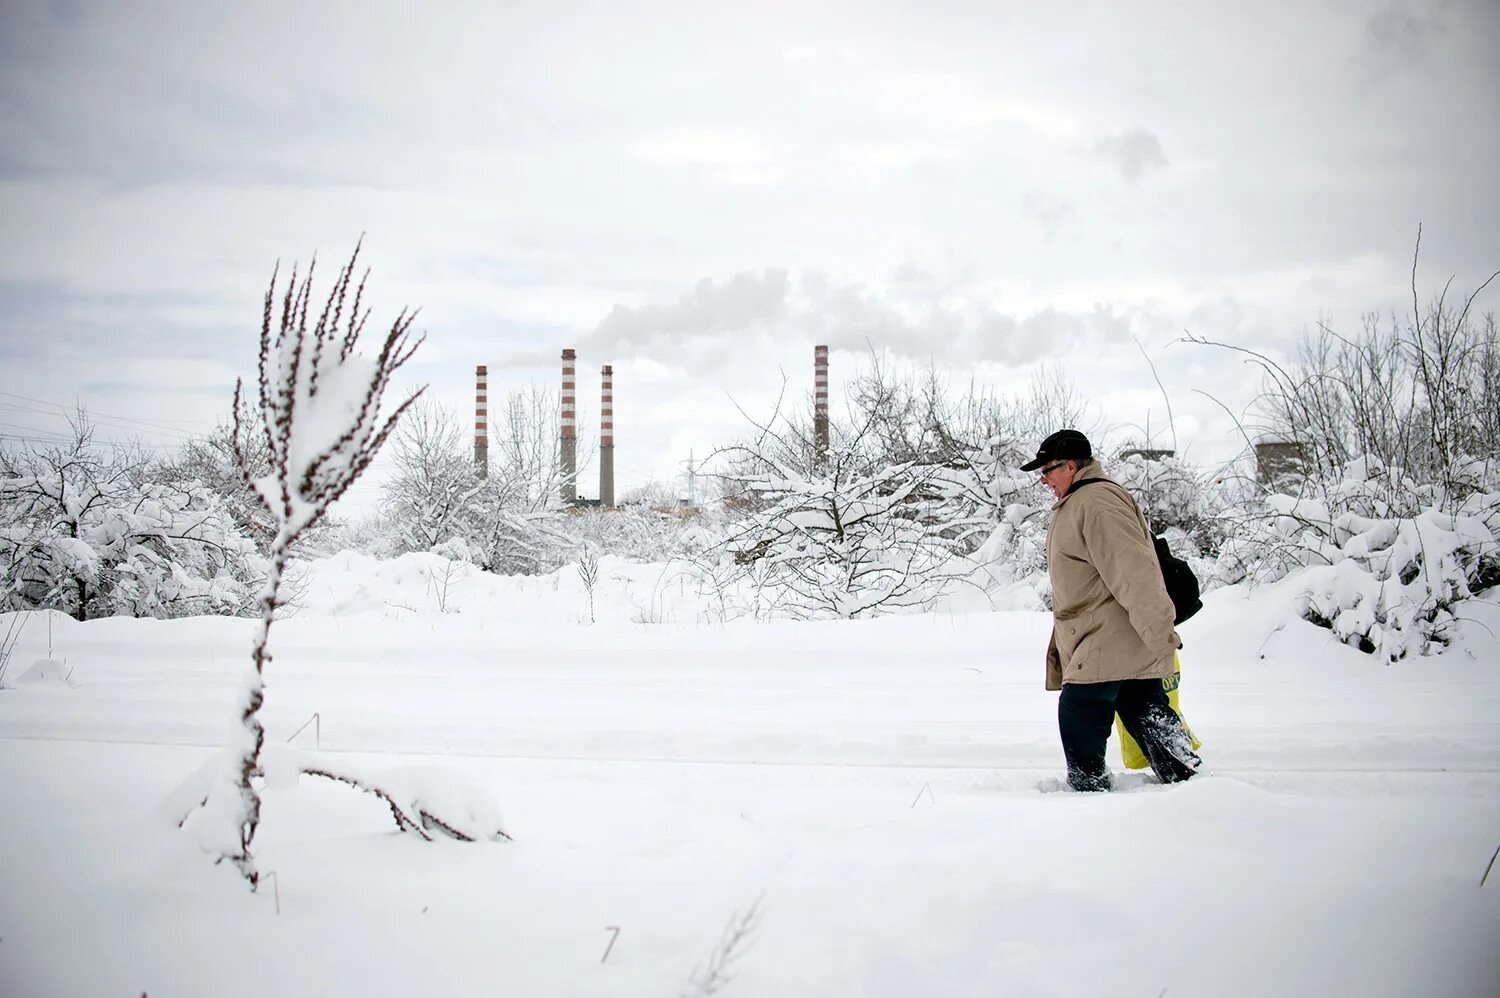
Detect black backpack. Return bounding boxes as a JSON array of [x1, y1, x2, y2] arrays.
[[1151, 533, 1203, 624], [1068, 479, 1203, 625]]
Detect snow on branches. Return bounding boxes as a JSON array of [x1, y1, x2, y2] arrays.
[[184, 240, 430, 889], [701, 358, 1090, 620], [238, 240, 424, 539]]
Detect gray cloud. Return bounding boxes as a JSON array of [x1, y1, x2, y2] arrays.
[[0, 4, 571, 189], [1092, 129, 1168, 181], [975, 305, 1136, 365], [0, 281, 244, 363], [1362, 3, 1449, 76]]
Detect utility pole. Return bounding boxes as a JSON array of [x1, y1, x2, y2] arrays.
[[681, 450, 697, 505]]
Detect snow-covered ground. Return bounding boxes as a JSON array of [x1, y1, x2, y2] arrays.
[[2, 554, 1498, 997]]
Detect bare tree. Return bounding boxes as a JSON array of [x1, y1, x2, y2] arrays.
[[383, 399, 484, 552], [847, 353, 1098, 492], [1011, 362, 1099, 446], [1186, 228, 1499, 508], [380, 393, 585, 574], [491, 382, 589, 511]]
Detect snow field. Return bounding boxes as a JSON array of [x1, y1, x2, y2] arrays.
[[1, 557, 1499, 996]]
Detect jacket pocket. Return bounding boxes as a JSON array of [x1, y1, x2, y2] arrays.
[[1059, 611, 1100, 671]]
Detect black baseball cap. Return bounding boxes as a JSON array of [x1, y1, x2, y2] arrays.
[[1020, 429, 1092, 471]]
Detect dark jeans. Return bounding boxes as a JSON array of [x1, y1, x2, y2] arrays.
[[1058, 678, 1202, 791]]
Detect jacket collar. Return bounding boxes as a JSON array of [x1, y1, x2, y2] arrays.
[[1053, 458, 1106, 509]]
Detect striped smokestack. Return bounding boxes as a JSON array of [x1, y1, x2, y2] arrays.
[[561, 349, 577, 504], [600, 364, 615, 508], [474, 364, 488, 479], [814, 344, 829, 466]]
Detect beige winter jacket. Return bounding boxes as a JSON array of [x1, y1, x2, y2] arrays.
[[1044, 460, 1180, 690]]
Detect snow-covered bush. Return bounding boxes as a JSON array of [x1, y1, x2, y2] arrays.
[[1188, 253, 1500, 659], [968, 494, 1052, 608], [155, 401, 277, 553], [1214, 457, 1499, 661], [963, 453, 1240, 613], [379, 398, 603, 574], [0, 418, 265, 620], [718, 451, 983, 619], [383, 469, 577, 575], [1110, 453, 1231, 559], [103, 480, 265, 618], [570, 504, 725, 564], [703, 355, 1104, 619], [466, 507, 572, 574]]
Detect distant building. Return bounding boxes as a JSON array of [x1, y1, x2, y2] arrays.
[[1119, 448, 1175, 463], [1253, 436, 1307, 485]]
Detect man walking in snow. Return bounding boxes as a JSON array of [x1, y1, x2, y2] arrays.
[[1023, 429, 1202, 791]]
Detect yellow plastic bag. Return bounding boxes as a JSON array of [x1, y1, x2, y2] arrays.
[[1116, 652, 1201, 770]]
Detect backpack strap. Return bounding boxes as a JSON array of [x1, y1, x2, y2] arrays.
[[1065, 477, 1109, 497]]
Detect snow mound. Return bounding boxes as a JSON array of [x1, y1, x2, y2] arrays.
[[18, 658, 76, 687]]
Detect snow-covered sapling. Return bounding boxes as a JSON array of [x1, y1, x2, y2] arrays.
[[182, 241, 425, 889], [577, 546, 600, 624]]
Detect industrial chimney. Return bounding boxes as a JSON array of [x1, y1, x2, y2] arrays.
[[561, 349, 577, 504], [814, 344, 829, 466], [600, 364, 615, 508], [474, 364, 488, 479]]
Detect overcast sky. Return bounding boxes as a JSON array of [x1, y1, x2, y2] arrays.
[[2, 0, 1496, 509]]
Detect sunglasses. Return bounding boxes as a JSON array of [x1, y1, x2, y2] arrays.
[[1039, 461, 1069, 477]]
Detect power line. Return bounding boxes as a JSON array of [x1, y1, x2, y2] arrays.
[[0, 389, 208, 426], [0, 420, 74, 441], [0, 433, 180, 453], [0, 402, 200, 444], [0, 434, 79, 446], [0, 421, 183, 452], [0, 390, 212, 438]]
